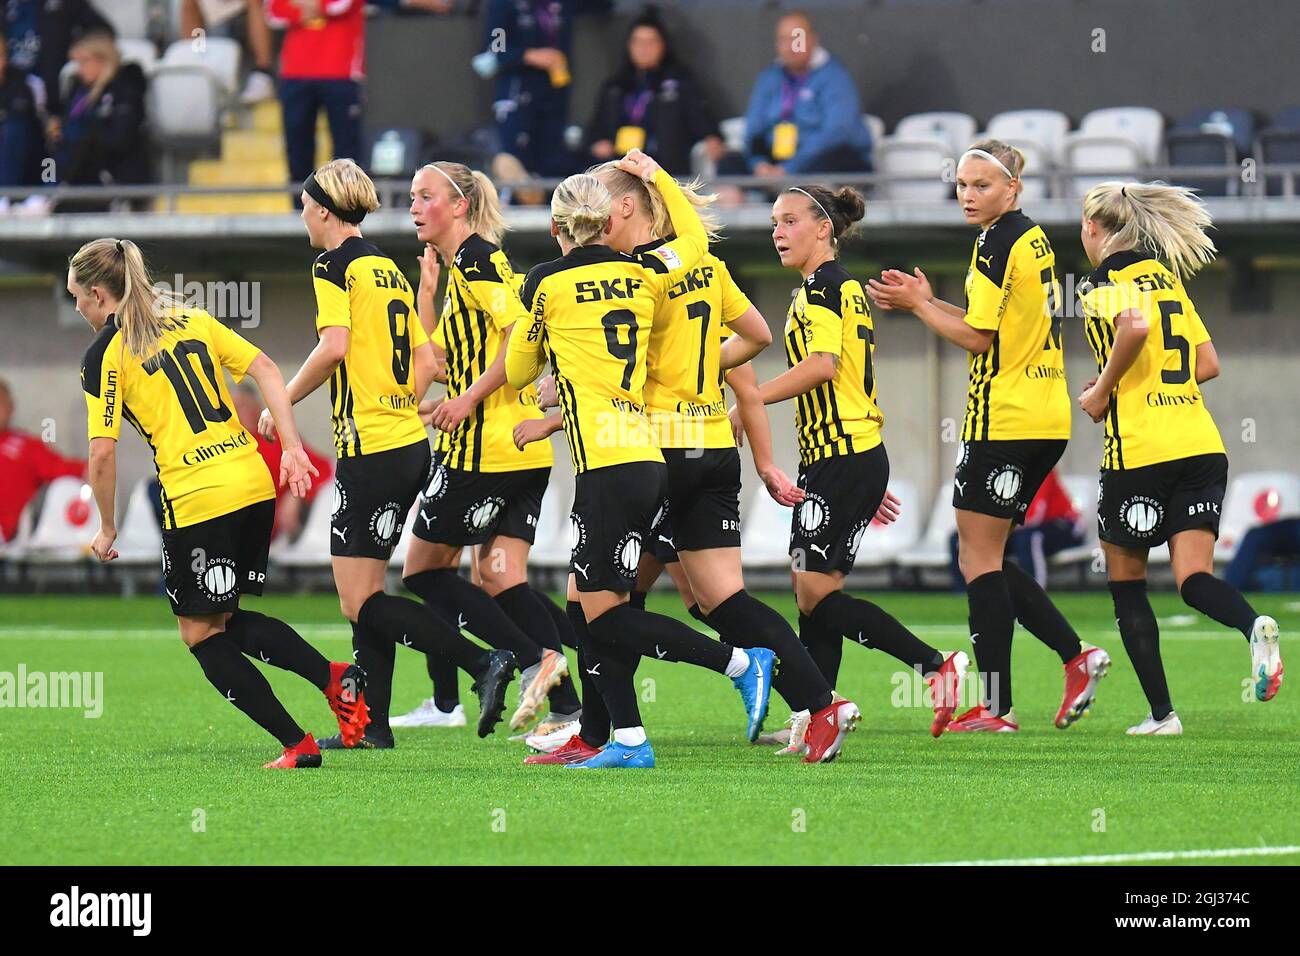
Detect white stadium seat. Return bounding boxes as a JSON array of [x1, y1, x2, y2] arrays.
[[853, 479, 922, 568], [896, 482, 959, 571], [114, 480, 163, 566], [893, 111, 978, 157], [276, 479, 335, 569], [874, 137, 952, 200], [1214, 471, 1300, 562], [530, 485, 574, 570], [24, 477, 94, 563], [93, 0, 150, 39], [985, 109, 1071, 166], [1051, 475, 1100, 568], [161, 36, 242, 96], [117, 38, 160, 74], [718, 116, 747, 153], [0, 502, 36, 562], [1064, 107, 1165, 197], [862, 113, 886, 149], [147, 65, 224, 151], [740, 487, 794, 569]]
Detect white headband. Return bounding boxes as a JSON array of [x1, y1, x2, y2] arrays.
[[429, 164, 467, 200], [961, 148, 1016, 180], [788, 187, 832, 225]]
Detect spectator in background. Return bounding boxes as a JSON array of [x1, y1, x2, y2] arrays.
[[0, 379, 85, 544], [1226, 518, 1300, 591], [265, 0, 366, 193], [3, 0, 112, 126], [585, 6, 724, 177], [181, 1, 277, 105], [948, 469, 1084, 590], [722, 10, 871, 178], [232, 382, 333, 541], [0, 28, 45, 207], [49, 31, 151, 208], [473, 0, 580, 185]]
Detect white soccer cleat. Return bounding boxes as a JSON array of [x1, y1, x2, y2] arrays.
[[775, 710, 811, 756], [510, 649, 570, 731], [389, 699, 467, 728], [524, 719, 583, 753], [1248, 615, 1283, 702], [1127, 711, 1183, 736]]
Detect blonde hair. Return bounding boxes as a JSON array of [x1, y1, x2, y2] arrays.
[[962, 138, 1026, 195], [312, 158, 381, 218], [551, 174, 612, 246], [589, 163, 722, 241], [1083, 181, 1216, 279], [425, 162, 508, 245], [69, 238, 183, 359], [71, 31, 121, 106]]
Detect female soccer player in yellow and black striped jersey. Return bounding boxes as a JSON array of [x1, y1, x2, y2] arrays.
[[264, 159, 516, 746], [387, 161, 577, 735], [72, 238, 368, 769], [756, 184, 966, 744], [504, 150, 776, 769], [1076, 182, 1281, 732], [869, 139, 1108, 733], [578, 162, 860, 763]]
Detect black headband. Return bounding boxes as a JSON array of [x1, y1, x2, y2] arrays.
[[303, 172, 368, 224]]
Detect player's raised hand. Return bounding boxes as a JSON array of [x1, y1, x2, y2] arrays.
[[874, 489, 902, 525], [90, 525, 119, 563], [417, 244, 441, 291], [279, 445, 320, 499], [617, 148, 661, 183], [760, 465, 805, 507], [867, 268, 932, 312], [537, 374, 558, 409], [257, 407, 278, 442]]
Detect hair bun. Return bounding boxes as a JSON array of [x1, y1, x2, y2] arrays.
[[832, 187, 866, 225]]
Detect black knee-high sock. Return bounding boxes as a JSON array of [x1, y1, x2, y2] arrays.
[[351, 620, 394, 735], [570, 600, 610, 746], [1110, 580, 1173, 720], [967, 570, 1015, 716], [191, 632, 304, 746], [597, 603, 733, 672], [1179, 571, 1258, 639], [225, 609, 331, 690], [799, 611, 842, 688], [1003, 560, 1082, 663], [584, 608, 645, 730], [357, 591, 491, 677], [811, 591, 945, 675], [709, 591, 832, 713], [404, 569, 542, 667], [535, 588, 579, 650], [496, 583, 580, 713], [687, 603, 712, 628], [427, 654, 461, 712]]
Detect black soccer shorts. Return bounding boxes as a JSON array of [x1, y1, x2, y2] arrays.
[[413, 457, 551, 547], [952, 439, 1067, 525], [570, 459, 666, 593], [1098, 453, 1228, 549], [161, 499, 274, 617], [646, 447, 742, 563], [331, 440, 430, 560], [790, 443, 890, 575]]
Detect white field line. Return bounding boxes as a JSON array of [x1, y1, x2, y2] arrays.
[[895, 844, 1300, 866]]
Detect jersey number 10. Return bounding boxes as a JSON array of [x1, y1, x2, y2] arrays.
[[143, 339, 232, 435]]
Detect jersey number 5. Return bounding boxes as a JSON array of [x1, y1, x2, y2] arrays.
[[387, 300, 412, 382], [1158, 300, 1191, 384], [143, 339, 232, 434], [602, 308, 638, 389]]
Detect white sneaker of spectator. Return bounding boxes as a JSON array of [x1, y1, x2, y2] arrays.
[[240, 70, 275, 106]]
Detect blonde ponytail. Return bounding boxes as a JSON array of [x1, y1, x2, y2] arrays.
[[551, 174, 612, 246], [69, 238, 183, 358], [589, 162, 723, 241], [1083, 181, 1216, 279]]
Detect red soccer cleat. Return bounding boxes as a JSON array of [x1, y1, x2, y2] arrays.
[[928, 651, 969, 737], [264, 733, 322, 769], [324, 661, 370, 747], [524, 735, 601, 765], [1055, 645, 1111, 729], [802, 699, 862, 764], [946, 705, 1019, 733]]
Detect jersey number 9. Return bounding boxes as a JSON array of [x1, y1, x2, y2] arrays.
[[601, 308, 638, 389]]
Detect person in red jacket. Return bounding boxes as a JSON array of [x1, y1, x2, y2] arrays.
[[232, 383, 333, 541], [264, 0, 366, 194], [0, 379, 86, 543]]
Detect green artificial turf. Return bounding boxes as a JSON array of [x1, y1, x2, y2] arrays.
[[1, 591, 1296, 865]]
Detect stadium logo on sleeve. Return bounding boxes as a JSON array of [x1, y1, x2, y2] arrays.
[[198, 557, 238, 602], [370, 502, 403, 547], [797, 492, 830, 536], [332, 483, 348, 518], [986, 465, 1023, 505], [614, 531, 643, 577], [1120, 495, 1164, 538], [465, 497, 505, 533]]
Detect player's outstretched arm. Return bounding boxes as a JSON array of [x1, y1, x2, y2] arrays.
[[719, 307, 774, 370], [726, 363, 804, 507], [246, 352, 319, 498], [87, 436, 119, 562], [868, 268, 993, 354]]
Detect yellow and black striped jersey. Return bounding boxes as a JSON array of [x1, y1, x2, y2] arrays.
[[639, 242, 753, 449], [432, 233, 552, 472], [961, 209, 1070, 441], [783, 259, 883, 466], [81, 308, 274, 529], [313, 236, 430, 458], [1078, 250, 1224, 470], [506, 169, 708, 474]]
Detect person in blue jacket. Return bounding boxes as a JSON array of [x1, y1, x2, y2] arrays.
[[473, 0, 607, 179], [723, 10, 872, 178]]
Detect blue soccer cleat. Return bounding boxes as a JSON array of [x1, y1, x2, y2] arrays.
[[565, 740, 656, 768], [733, 647, 776, 743]]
